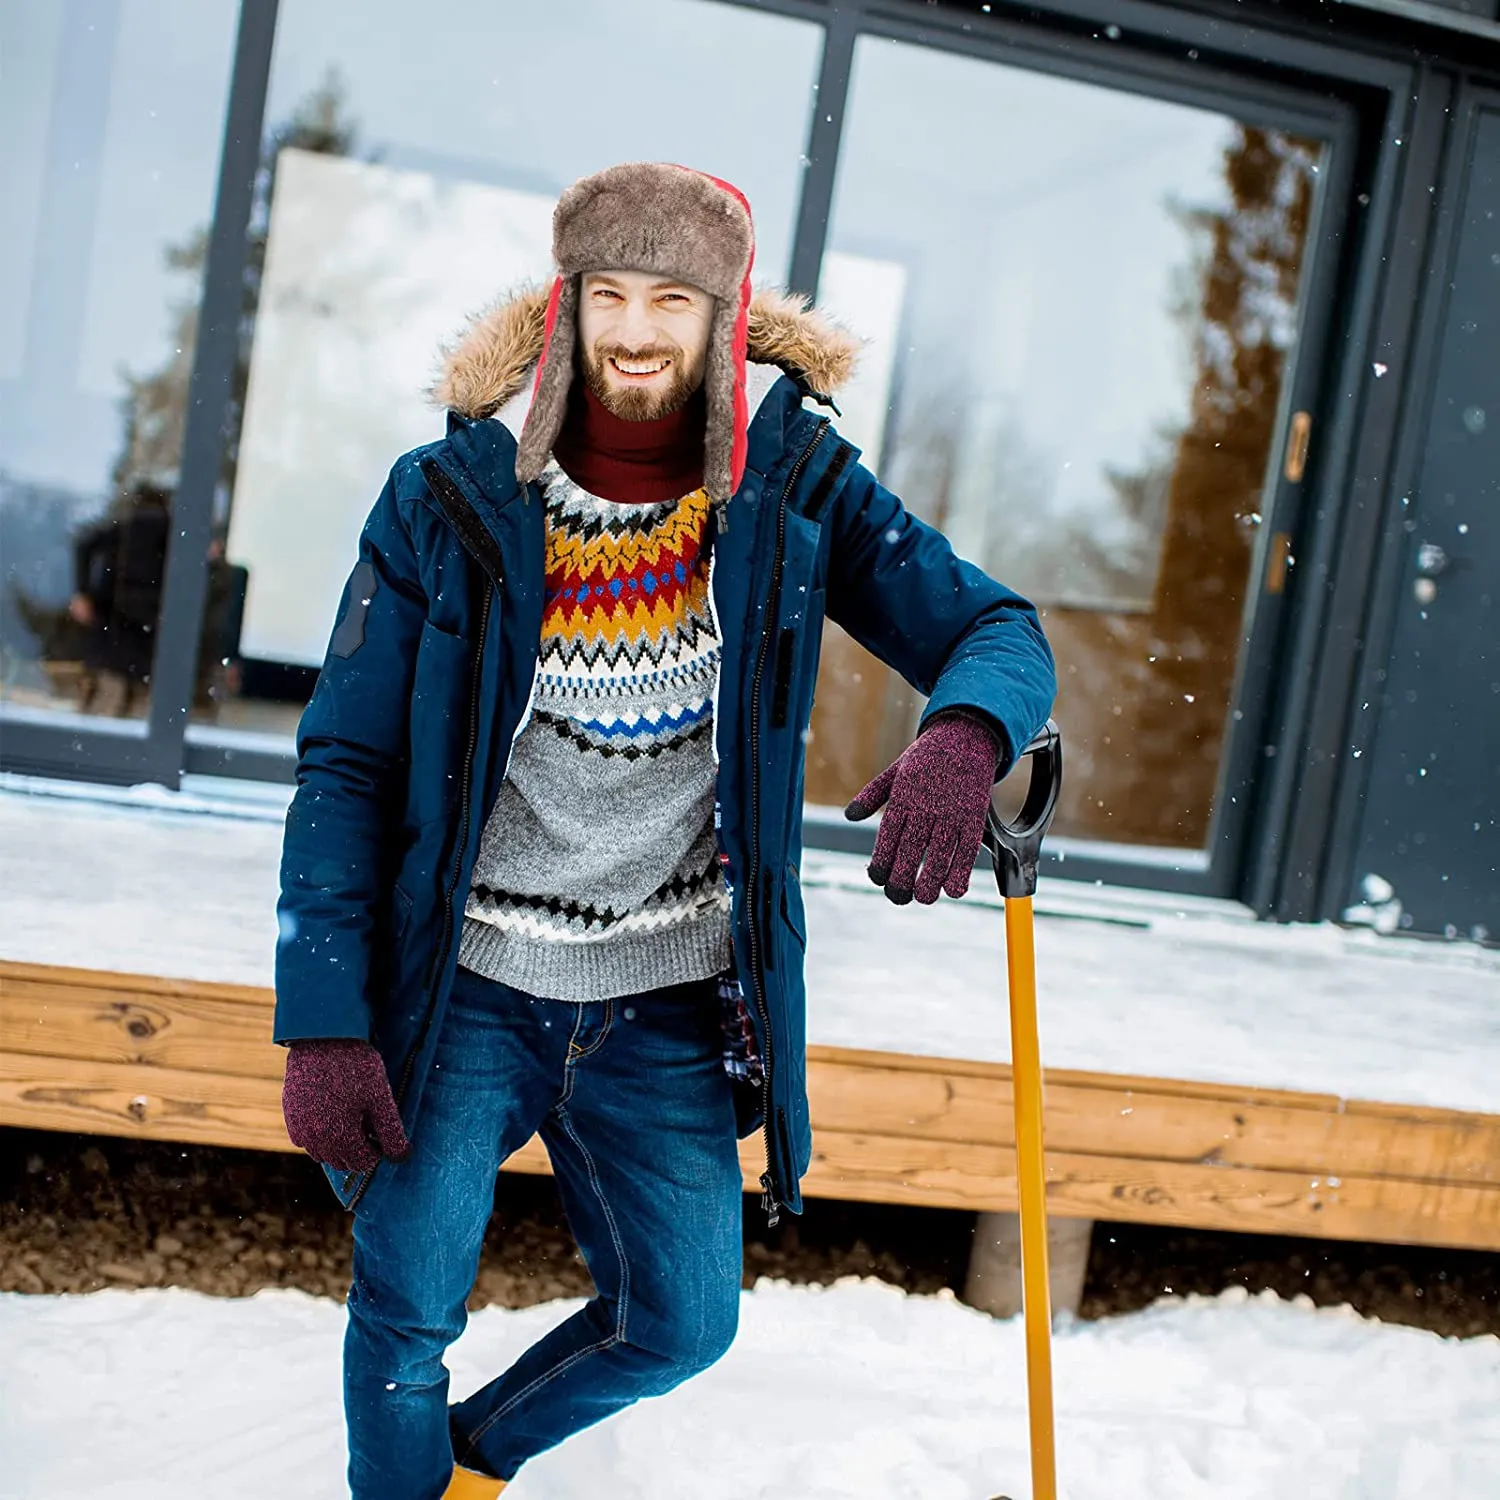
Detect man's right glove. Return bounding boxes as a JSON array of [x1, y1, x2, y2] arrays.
[[281, 1039, 412, 1173], [843, 711, 1003, 905]]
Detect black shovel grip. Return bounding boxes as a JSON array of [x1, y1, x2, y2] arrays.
[[982, 719, 1063, 900]]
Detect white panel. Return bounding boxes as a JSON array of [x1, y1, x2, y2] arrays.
[[228, 150, 553, 665], [813, 250, 906, 478]]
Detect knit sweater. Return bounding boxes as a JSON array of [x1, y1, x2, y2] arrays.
[[456, 461, 730, 1001]]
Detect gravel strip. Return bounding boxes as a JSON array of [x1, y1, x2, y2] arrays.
[[1080, 1221, 1500, 1339], [1, 1131, 1495, 1339]]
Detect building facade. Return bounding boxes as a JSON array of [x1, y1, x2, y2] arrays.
[[2, 0, 1495, 940]]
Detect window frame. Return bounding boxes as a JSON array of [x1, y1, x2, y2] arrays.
[[0, 0, 280, 789]]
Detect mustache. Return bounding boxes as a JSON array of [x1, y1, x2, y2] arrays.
[[593, 339, 683, 364]]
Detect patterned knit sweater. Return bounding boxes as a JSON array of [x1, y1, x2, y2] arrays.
[[457, 461, 730, 1001]]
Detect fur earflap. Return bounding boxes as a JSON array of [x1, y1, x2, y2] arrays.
[[431, 286, 861, 421]]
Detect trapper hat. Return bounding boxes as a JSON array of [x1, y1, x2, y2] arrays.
[[514, 162, 756, 502]]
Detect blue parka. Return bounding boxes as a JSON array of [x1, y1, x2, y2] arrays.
[[274, 293, 1056, 1218]]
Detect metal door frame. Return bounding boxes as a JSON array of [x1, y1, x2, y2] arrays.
[[1308, 81, 1500, 923]]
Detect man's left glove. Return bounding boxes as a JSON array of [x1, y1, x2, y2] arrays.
[[844, 712, 1003, 905]]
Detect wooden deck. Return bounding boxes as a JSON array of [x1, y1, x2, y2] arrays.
[[4, 959, 1497, 1251]]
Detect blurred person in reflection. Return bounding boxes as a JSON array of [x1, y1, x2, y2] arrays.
[[274, 163, 1054, 1498], [68, 480, 171, 714], [67, 493, 245, 717]]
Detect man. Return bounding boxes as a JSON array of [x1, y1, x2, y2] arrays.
[[275, 163, 1054, 1498]]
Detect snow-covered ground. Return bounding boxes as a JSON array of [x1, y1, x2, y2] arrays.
[[3, 776, 1498, 1111], [2, 1279, 1497, 1498]]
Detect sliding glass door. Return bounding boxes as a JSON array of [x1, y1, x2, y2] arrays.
[[802, 23, 1355, 892]]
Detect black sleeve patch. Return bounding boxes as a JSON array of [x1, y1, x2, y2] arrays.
[[800, 440, 855, 524], [330, 560, 377, 658]]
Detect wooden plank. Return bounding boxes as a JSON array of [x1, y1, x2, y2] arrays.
[[1, 970, 285, 1080], [793, 1133, 1500, 1252], [807, 1057, 1500, 1186], [7, 967, 1496, 1194], [480, 1132, 1500, 1252], [5, 962, 1500, 1247], [0, 960, 273, 1009], [0, 1052, 290, 1154], [366, 1132, 1500, 1254], [5, 960, 1500, 1190], [4, 1053, 1496, 1251], [816, 1038, 1500, 1124]]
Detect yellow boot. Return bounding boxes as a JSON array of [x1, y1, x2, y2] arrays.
[[442, 1464, 506, 1498]]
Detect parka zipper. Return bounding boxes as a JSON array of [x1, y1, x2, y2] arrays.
[[346, 464, 502, 1211], [745, 417, 828, 1227], [399, 583, 492, 1091]]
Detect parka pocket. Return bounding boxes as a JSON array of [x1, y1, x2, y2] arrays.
[[323, 1159, 368, 1213], [323, 1157, 391, 1218], [770, 514, 825, 733], [407, 618, 471, 827], [389, 883, 414, 945], [780, 867, 808, 953], [380, 884, 415, 995]]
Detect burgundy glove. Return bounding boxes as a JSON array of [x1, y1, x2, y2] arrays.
[[281, 1039, 411, 1173], [844, 713, 1003, 906]]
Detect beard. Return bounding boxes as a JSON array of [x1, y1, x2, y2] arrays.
[[582, 338, 703, 422]]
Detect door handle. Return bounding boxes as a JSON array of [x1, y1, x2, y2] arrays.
[[1284, 411, 1313, 482]]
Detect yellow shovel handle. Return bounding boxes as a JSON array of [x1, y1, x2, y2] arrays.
[[1006, 894, 1057, 1500]]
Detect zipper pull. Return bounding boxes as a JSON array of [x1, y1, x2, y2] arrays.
[[759, 1172, 781, 1229]]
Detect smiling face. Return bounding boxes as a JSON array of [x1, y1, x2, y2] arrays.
[[576, 269, 714, 422]]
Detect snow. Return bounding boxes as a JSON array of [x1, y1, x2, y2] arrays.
[[3, 776, 1499, 1112], [1, 1278, 1497, 1498], [798, 854, 1500, 1111]]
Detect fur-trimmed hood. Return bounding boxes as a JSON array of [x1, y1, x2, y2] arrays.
[[431, 286, 860, 424]]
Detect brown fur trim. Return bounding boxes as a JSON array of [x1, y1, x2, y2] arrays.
[[429, 286, 551, 423], [432, 287, 861, 421], [745, 289, 861, 400]]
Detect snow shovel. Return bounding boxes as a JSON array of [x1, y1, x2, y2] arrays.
[[982, 719, 1063, 1500]]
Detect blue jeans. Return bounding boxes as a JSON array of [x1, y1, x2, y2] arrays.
[[343, 964, 743, 1497]]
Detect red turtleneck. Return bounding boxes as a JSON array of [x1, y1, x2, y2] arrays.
[[552, 381, 706, 505]]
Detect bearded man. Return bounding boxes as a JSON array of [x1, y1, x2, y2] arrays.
[[274, 163, 1055, 1497]]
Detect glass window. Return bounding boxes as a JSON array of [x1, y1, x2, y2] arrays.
[[190, 0, 824, 746], [811, 37, 1324, 851], [0, 0, 238, 726]]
